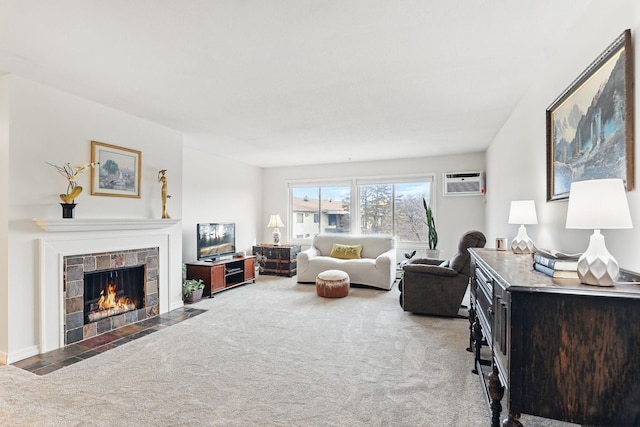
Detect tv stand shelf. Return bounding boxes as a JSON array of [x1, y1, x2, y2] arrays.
[[186, 256, 256, 296]]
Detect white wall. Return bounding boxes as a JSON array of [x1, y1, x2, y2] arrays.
[[486, 0, 640, 271], [262, 152, 486, 260], [0, 76, 9, 356], [2, 75, 184, 363], [181, 145, 263, 263]]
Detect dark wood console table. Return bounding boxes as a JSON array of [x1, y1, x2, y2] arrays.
[[468, 248, 640, 426]]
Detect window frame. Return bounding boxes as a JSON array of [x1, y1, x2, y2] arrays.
[[288, 174, 435, 246]]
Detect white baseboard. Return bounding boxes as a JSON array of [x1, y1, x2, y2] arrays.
[[169, 300, 185, 311], [4, 345, 39, 365]]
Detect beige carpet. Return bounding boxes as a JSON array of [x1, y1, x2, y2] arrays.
[[0, 276, 569, 426]]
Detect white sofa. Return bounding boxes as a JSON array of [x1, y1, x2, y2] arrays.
[[297, 234, 397, 290]]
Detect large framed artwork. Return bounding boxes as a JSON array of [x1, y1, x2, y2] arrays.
[[546, 29, 634, 201], [90, 141, 142, 198]]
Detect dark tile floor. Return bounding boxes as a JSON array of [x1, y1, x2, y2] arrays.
[[11, 306, 207, 376]]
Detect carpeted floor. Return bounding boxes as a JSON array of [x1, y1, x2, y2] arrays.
[[0, 276, 575, 426]]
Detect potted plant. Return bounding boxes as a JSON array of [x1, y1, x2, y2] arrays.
[[182, 278, 205, 303], [423, 198, 439, 258]]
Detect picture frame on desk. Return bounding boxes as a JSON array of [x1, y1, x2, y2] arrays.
[[546, 29, 634, 201]]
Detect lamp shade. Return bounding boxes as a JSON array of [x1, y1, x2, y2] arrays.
[[508, 200, 538, 225], [267, 214, 285, 228], [566, 179, 632, 229]]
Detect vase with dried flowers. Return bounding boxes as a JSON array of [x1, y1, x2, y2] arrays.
[[46, 161, 98, 218]]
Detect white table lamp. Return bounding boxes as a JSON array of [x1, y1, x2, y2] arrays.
[[508, 200, 538, 254], [565, 179, 632, 286], [267, 214, 285, 245]]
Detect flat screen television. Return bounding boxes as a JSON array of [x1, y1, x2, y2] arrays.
[[197, 223, 236, 261]]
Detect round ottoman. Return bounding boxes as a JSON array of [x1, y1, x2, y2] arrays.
[[316, 270, 350, 298]]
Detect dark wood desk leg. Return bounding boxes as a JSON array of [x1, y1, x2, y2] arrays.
[[502, 412, 523, 427], [467, 304, 476, 352], [472, 319, 483, 374], [488, 366, 504, 427]]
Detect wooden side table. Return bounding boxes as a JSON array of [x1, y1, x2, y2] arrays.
[[252, 244, 301, 277]]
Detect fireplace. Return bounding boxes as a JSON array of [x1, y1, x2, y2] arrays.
[[64, 247, 159, 345], [84, 266, 145, 323]]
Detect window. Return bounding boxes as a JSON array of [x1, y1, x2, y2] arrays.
[[289, 176, 433, 243], [290, 185, 351, 237]]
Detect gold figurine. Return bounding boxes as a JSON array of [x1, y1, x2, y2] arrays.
[[158, 169, 171, 219]]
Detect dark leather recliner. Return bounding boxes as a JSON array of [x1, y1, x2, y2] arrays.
[[399, 230, 486, 317]]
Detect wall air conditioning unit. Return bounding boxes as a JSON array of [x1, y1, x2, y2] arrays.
[[443, 171, 485, 196]]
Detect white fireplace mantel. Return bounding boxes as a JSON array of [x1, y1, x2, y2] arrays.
[[33, 218, 180, 232], [36, 218, 184, 356]]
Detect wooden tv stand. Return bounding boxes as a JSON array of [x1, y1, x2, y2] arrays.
[[185, 256, 256, 296]]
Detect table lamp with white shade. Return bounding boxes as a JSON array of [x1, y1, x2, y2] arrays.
[[508, 200, 538, 254], [565, 178, 632, 286], [267, 214, 285, 245]]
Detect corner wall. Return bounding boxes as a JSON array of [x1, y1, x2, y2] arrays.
[[3, 75, 184, 363], [181, 145, 263, 263], [485, 0, 640, 271], [0, 76, 10, 360]]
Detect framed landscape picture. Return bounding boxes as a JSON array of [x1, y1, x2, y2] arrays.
[[546, 29, 634, 201], [90, 141, 142, 198]]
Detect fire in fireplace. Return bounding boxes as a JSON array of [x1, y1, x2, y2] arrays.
[[84, 266, 145, 324]]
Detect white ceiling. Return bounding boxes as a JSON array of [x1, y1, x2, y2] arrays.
[[0, 1, 593, 168]]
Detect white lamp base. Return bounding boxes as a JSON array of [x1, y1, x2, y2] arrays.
[[272, 228, 281, 245], [511, 225, 536, 254], [577, 229, 619, 287]]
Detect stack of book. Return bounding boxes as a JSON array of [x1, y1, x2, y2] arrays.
[[533, 249, 581, 279]]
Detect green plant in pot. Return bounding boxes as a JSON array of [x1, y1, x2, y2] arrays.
[[182, 278, 205, 303], [423, 198, 439, 258]]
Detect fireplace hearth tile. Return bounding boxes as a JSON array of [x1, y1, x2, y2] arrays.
[[125, 251, 138, 266], [32, 364, 64, 376], [67, 265, 84, 281], [66, 256, 84, 266], [94, 343, 119, 353], [124, 310, 139, 325], [112, 253, 125, 267], [83, 256, 96, 272], [67, 296, 83, 313], [147, 305, 158, 318], [12, 358, 50, 370], [76, 349, 100, 359], [83, 322, 97, 339], [13, 307, 207, 375], [96, 255, 111, 270], [110, 314, 126, 329], [147, 293, 158, 307], [66, 311, 83, 329], [112, 323, 146, 336], [66, 280, 83, 298], [147, 279, 158, 295], [81, 332, 120, 348], [96, 318, 111, 334]]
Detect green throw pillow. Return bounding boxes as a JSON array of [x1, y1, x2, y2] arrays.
[[329, 243, 363, 259]]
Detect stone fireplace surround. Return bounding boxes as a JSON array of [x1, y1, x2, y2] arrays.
[[64, 247, 159, 345], [36, 218, 182, 355]]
